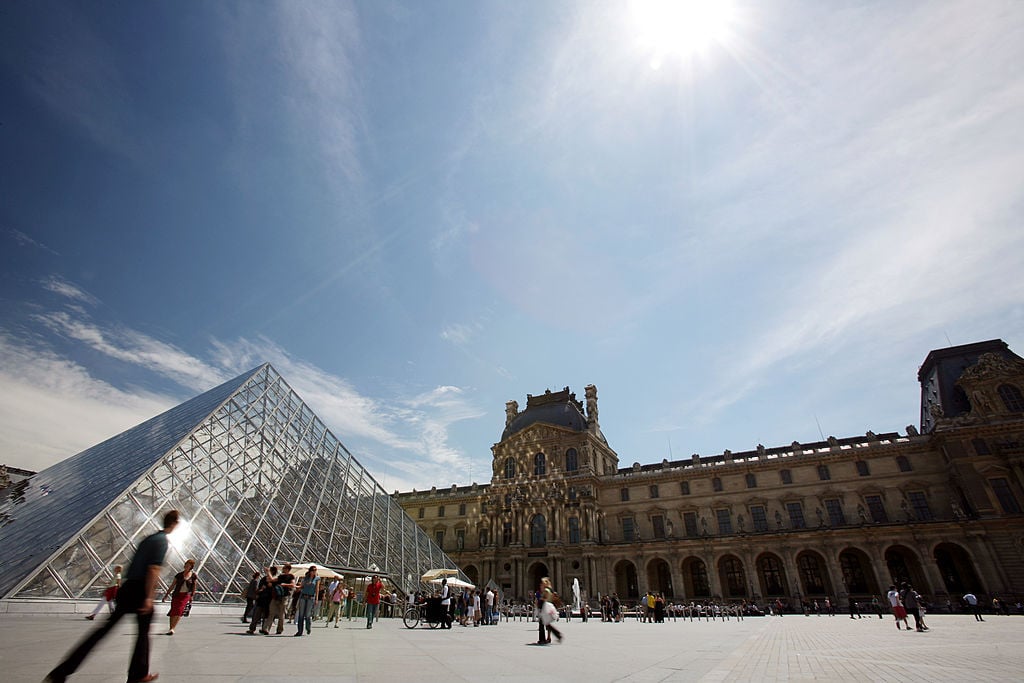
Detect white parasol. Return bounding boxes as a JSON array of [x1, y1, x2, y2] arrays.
[[421, 568, 460, 581], [430, 577, 475, 589]]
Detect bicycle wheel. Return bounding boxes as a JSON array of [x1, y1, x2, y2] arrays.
[[403, 606, 421, 629]]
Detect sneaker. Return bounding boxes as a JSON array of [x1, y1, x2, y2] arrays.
[[294, 632, 302, 637], [85, 615, 95, 621], [165, 630, 174, 636]]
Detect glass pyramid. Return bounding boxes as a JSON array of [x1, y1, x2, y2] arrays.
[[0, 364, 462, 602]]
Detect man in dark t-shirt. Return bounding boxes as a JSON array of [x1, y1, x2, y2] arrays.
[[48, 510, 179, 683]]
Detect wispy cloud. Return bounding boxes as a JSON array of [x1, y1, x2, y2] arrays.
[[0, 332, 175, 472], [41, 276, 98, 306], [9, 229, 59, 256], [35, 311, 228, 393]]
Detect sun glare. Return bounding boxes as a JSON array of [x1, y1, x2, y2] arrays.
[[631, 0, 736, 68]]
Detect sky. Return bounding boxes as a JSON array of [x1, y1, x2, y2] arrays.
[[1, 0, 1023, 494]]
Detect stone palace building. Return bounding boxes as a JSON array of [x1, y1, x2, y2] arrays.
[[395, 339, 1024, 608]]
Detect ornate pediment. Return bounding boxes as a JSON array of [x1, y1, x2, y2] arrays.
[[959, 353, 1024, 385]]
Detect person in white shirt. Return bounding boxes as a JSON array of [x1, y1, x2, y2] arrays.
[[963, 592, 984, 621], [485, 588, 495, 625], [887, 584, 910, 630]]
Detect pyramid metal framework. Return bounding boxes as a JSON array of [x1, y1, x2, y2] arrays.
[[0, 364, 462, 602]]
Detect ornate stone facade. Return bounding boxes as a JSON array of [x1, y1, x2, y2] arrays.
[[395, 340, 1024, 608]]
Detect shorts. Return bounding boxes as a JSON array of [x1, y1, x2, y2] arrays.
[[892, 606, 907, 619]]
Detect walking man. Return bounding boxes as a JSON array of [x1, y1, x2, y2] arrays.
[[439, 578, 453, 629], [47, 510, 179, 683], [964, 592, 984, 621]]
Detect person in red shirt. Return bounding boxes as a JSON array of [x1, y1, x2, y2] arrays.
[[364, 576, 383, 629]]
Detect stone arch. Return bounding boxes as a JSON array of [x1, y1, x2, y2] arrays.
[[528, 561, 550, 594], [755, 551, 789, 598], [681, 556, 710, 599], [645, 557, 674, 598], [613, 559, 639, 599], [934, 542, 983, 594], [884, 544, 930, 593], [838, 547, 879, 597], [795, 549, 833, 597], [463, 565, 480, 586], [717, 554, 748, 599]]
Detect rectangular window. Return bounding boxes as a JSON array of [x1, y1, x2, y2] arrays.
[[481, 502, 487, 514], [856, 460, 870, 476], [459, 503, 466, 516], [716, 508, 733, 535], [683, 511, 699, 537], [622, 516, 636, 542], [438, 505, 445, 517], [972, 438, 991, 456], [745, 473, 757, 488], [786, 502, 805, 529], [780, 469, 792, 485], [418, 507, 424, 519], [456, 529, 465, 550], [991, 478, 1022, 514], [818, 464, 831, 481], [620, 487, 630, 502], [825, 498, 846, 526], [568, 517, 581, 544], [502, 522, 512, 546], [649, 485, 660, 499], [568, 486, 577, 501], [680, 481, 691, 495], [750, 505, 768, 532], [907, 491, 933, 520], [865, 495, 888, 523], [652, 514, 666, 539], [435, 530, 445, 547]]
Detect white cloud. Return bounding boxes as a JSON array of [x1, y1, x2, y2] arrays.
[[35, 311, 227, 393], [0, 333, 175, 472], [41, 275, 98, 306]]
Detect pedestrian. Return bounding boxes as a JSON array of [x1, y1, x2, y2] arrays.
[[242, 570, 260, 623], [887, 584, 911, 630], [161, 558, 197, 635], [485, 587, 495, 625], [963, 591, 984, 621], [246, 566, 276, 634], [900, 583, 928, 632], [46, 509, 179, 683], [344, 583, 355, 620], [438, 578, 453, 629], [264, 563, 295, 635], [294, 566, 319, 636], [86, 565, 122, 620], [326, 580, 344, 627], [365, 574, 383, 629], [536, 577, 563, 644]]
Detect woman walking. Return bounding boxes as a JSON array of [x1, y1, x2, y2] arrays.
[[162, 558, 197, 635], [536, 577, 563, 645], [86, 565, 122, 620]]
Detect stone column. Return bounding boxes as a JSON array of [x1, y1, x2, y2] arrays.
[[821, 545, 845, 602], [915, 541, 947, 596], [705, 550, 723, 599]]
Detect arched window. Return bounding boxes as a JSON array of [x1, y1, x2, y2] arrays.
[[998, 384, 1024, 412], [534, 452, 546, 476], [797, 554, 826, 593], [759, 556, 784, 595], [839, 552, 868, 593], [565, 448, 579, 472], [896, 455, 912, 472], [690, 561, 710, 597], [712, 477, 723, 492], [722, 557, 747, 596], [504, 457, 516, 479], [530, 514, 547, 547]]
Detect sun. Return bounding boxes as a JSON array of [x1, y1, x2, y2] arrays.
[[631, 0, 736, 68]]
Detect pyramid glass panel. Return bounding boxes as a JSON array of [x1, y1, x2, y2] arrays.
[[0, 364, 465, 602]]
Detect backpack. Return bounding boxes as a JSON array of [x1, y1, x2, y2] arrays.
[[274, 583, 288, 599]]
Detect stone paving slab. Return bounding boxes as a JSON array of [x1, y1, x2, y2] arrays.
[[1, 611, 1021, 682]]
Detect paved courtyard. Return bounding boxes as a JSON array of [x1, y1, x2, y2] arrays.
[[2, 610, 1022, 682]]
